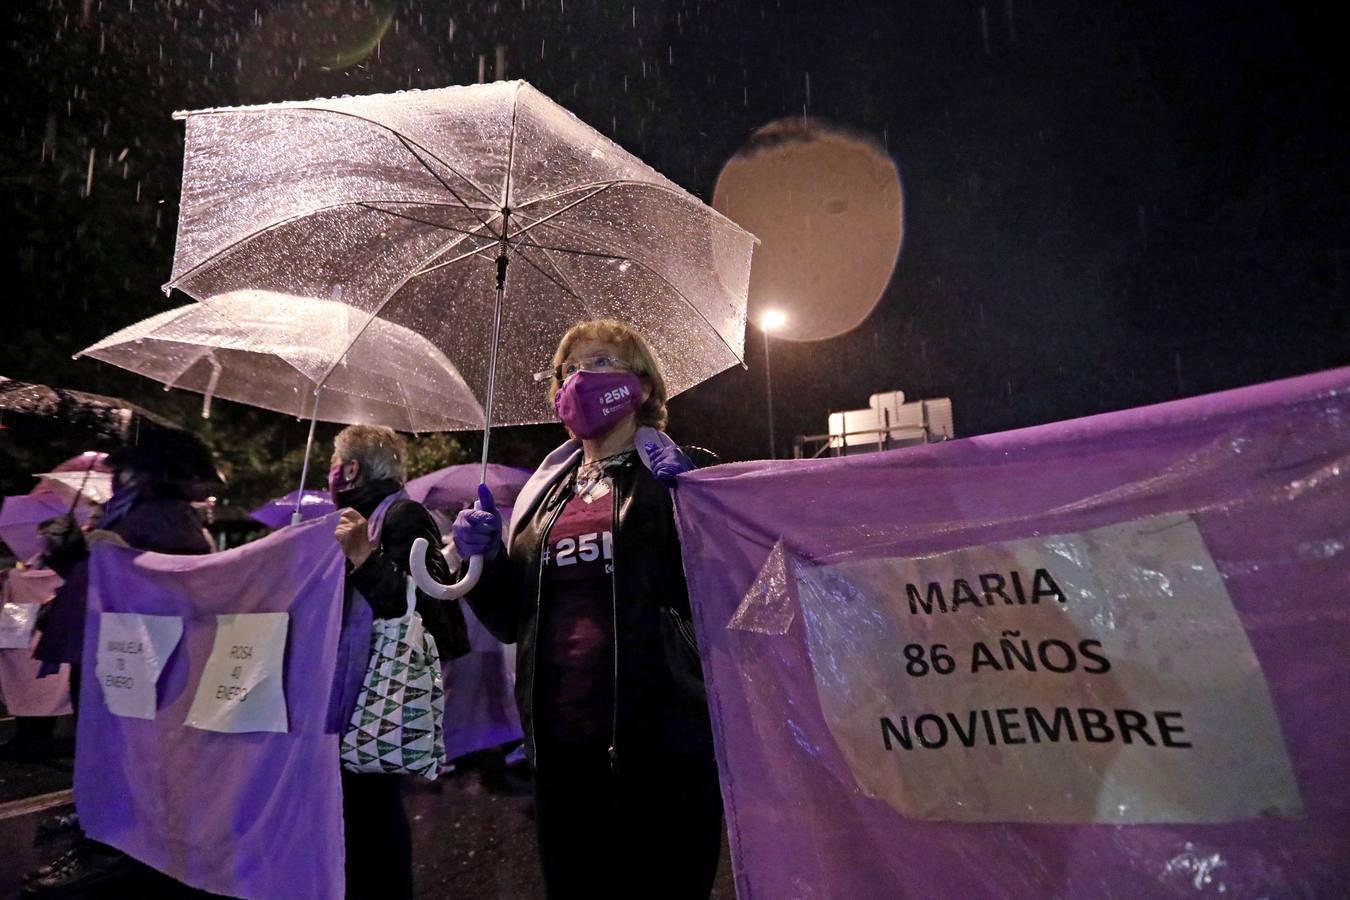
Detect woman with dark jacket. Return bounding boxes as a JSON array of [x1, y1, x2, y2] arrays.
[[329, 424, 471, 900], [452, 319, 723, 899]]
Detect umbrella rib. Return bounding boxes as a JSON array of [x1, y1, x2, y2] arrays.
[[166, 199, 499, 294], [511, 242, 591, 308], [497, 184, 615, 250], [526, 220, 747, 367], [358, 202, 502, 240], [506, 211, 631, 261], [510, 179, 755, 240], [411, 237, 503, 279], [502, 82, 521, 209], [393, 134, 499, 233], [182, 105, 501, 208], [311, 230, 504, 389]]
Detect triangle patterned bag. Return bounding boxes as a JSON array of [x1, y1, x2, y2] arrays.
[[339, 577, 448, 779]]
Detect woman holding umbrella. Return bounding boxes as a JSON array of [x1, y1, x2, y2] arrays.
[[453, 319, 724, 900]]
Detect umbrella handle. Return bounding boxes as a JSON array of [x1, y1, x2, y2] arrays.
[[409, 537, 483, 601]]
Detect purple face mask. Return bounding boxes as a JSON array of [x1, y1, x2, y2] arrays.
[[328, 463, 351, 505], [554, 370, 643, 439]]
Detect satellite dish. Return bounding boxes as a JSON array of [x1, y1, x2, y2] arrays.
[[713, 119, 903, 342]]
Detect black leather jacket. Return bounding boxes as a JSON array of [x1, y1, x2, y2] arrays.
[[466, 447, 716, 770]]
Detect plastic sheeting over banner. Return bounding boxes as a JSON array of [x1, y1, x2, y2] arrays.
[[0, 567, 71, 717], [79, 519, 347, 900], [674, 368, 1350, 899]]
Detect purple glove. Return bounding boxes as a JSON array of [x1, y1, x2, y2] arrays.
[[451, 484, 502, 561], [644, 441, 694, 487]]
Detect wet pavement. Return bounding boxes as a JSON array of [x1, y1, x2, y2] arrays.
[[0, 727, 735, 899]]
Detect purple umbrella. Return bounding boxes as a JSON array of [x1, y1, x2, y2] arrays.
[[0, 493, 94, 561], [406, 463, 532, 513], [249, 489, 335, 530]]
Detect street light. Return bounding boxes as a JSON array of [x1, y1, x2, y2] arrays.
[[760, 309, 787, 458]]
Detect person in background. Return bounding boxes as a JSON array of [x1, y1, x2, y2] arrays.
[[329, 424, 471, 900], [24, 444, 215, 897], [452, 319, 724, 899]]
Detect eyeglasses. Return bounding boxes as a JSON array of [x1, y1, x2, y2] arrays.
[[533, 353, 631, 384]]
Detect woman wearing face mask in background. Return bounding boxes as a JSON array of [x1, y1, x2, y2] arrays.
[[452, 319, 724, 900], [328, 424, 470, 900]]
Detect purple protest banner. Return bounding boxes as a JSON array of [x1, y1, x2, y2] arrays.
[[441, 600, 523, 761], [78, 515, 347, 899], [675, 367, 1350, 898]]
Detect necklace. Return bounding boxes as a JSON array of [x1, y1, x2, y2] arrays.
[[574, 449, 633, 503]]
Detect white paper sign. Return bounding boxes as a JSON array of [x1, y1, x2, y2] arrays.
[[95, 613, 185, 720], [185, 613, 289, 734], [0, 603, 40, 650], [795, 513, 1302, 824]]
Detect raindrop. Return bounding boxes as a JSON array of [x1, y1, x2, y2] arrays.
[[979, 6, 990, 56], [83, 147, 95, 197]]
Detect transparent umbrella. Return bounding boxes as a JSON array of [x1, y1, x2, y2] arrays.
[[78, 291, 484, 524], [166, 80, 756, 594], [34, 451, 114, 506]]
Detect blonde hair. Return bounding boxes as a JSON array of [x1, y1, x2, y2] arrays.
[[333, 425, 407, 484], [548, 319, 669, 431]]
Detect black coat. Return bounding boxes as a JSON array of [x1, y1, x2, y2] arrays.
[[467, 448, 716, 769]]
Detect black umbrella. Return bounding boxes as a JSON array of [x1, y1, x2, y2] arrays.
[[0, 376, 223, 499]]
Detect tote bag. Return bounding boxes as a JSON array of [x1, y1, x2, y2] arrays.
[[339, 577, 448, 778]]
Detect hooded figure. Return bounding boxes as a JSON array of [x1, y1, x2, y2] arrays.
[[26, 444, 215, 896], [35, 443, 215, 677]]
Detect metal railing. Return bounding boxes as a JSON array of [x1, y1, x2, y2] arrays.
[[793, 406, 943, 459]]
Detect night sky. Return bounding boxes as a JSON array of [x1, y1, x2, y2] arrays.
[[3, 1, 1347, 498]]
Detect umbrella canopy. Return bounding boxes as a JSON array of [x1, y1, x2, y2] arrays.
[[0, 493, 96, 561], [78, 292, 484, 432], [406, 463, 531, 512], [0, 377, 222, 498], [33, 451, 114, 505], [250, 489, 335, 529], [165, 80, 756, 430]]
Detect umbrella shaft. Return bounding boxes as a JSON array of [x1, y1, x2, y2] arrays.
[[66, 456, 99, 516], [293, 390, 323, 525], [480, 252, 508, 484]]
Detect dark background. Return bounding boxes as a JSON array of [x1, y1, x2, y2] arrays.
[[3, 0, 1346, 506]]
